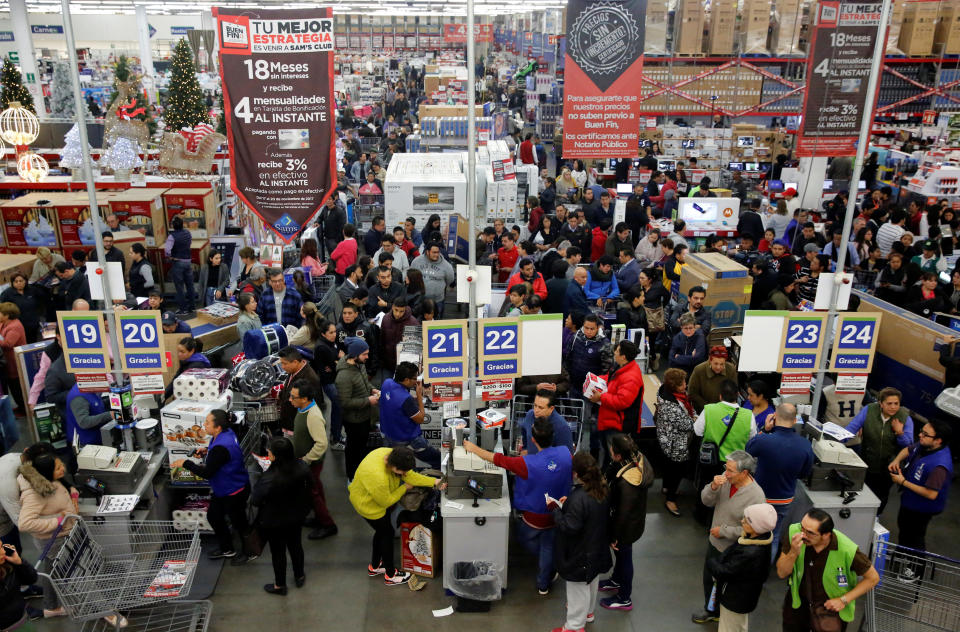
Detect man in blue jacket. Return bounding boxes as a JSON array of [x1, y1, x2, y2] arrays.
[[378, 361, 440, 469], [258, 269, 304, 327], [584, 256, 621, 309], [563, 267, 592, 318], [518, 389, 575, 455], [745, 403, 814, 561]]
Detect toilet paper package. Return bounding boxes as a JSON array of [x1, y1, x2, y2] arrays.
[[583, 373, 608, 399], [173, 368, 231, 402]]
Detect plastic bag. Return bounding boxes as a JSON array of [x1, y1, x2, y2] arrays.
[[449, 561, 503, 602]]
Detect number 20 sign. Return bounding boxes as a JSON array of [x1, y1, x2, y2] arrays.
[[778, 313, 828, 373], [57, 311, 111, 373], [422, 320, 468, 382], [114, 310, 166, 373], [478, 317, 522, 379]]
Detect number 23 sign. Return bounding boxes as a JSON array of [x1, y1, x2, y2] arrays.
[[778, 313, 828, 373]]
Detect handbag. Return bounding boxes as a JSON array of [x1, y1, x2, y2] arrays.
[[243, 527, 263, 558], [698, 406, 740, 468], [644, 306, 666, 333], [810, 604, 843, 632]]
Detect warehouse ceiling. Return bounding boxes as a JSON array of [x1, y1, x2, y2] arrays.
[[0, 0, 564, 15]]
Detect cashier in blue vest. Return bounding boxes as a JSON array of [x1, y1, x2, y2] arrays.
[[887, 418, 954, 581], [519, 388, 575, 455], [464, 418, 573, 595], [64, 384, 116, 449], [378, 361, 441, 469]]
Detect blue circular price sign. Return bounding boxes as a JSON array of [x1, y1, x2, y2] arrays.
[[115, 311, 166, 373], [422, 320, 468, 382], [57, 311, 110, 373]]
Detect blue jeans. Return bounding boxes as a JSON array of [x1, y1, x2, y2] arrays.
[[516, 520, 556, 591], [204, 286, 220, 306], [384, 434, 440, 470], [322, 382, 343, 443], [770, 502, 793, 563], [610, 542, 633, 600], [170, 260, 196, 312]]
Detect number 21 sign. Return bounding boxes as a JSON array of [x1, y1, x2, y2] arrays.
[[57, 311, 111, 373], [778, 313, 828, 373], [422, 320, 468, 382]]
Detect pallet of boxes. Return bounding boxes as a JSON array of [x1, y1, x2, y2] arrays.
[[679, 253, 753, 329]]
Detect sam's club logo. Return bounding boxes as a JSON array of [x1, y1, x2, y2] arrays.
[[273, 213, 301, 236]]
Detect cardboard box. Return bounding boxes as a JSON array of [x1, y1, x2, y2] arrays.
[[1, 194, 62, 248], [707, 0, 737, 54], [887, 0, 908, 55], [400, 522, 437, 578], [445, 213, 470, 263], [900, 0, 937, 56], [196, 302, 240, 326], [646, 0, 669, 54], [679, 253, 752, 328], [771, 0, 804, 55], [934, 5, 960, 55], [0, 253, 37, 286], [110, 190, 167, 247], [163, 188, 218, 238], [741, 0, 771, 55], [55, 194, 99, 249], [674, 12, 704, 54], [161, 393, 233, 483]]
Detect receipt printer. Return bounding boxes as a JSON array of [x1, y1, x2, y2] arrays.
[[77, 445, 117, 470], [806, 438, 867, 492]]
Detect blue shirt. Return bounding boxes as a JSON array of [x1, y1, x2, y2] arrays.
[[743, 402, 776, 433], [844, 407, 914, 448], [378, 378, 422, 442], [520, 409, 575, 455], [745, 426, 814, 502]]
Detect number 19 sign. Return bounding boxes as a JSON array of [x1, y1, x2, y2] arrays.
[[57, 311, 111, 373], [115, 310, 166, 373], [778, 313, 828, 373], [478, 317, 521, 379], [422, 320, 468, 382]]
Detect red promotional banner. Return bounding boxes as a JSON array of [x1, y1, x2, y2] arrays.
[[562, 0, 647, 158], [796, 2, 887, 157], [213, 7, 337, 242], [443, 24, 493, 43]]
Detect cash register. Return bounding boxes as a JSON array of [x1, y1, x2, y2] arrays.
[[76, 444, 147, 494], [805, 435, 868, 493]]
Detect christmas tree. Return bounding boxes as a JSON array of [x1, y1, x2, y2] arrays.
[[216, 92, 226, 136], [59, 123, 90, 169], [100, 136, 143, 172], [163, 39, 209, 134], [0, 57, 36, 113], [108, 54, 156, 136], [50, 62, 77, 119]]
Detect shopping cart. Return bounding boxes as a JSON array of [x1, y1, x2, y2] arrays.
[[80, 601, 212, 632], [231, 399, 273, 462], [311, 274, 338, 300], [866, 537, 960, 632], [39, 516, 202, 623], [510, 394, 586, 451]]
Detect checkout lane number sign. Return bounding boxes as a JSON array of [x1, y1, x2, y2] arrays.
[[115, 310, 166, 373], [57, 311, 111, 373], [778, 313, 828, 373], [830, 313, 882, 373], [422, 319, 468, 382], [478, 317, 522, 379]]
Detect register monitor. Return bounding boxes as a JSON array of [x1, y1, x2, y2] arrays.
[[616, 183, 634, 196], [677, 197, 741, 232]]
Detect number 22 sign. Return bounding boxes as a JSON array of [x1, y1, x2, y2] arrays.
[[778, 313, 828, 373], [422, 320, 468, 382], [115, 310, 166, 373], [57, 311, 111, 373], [478, 317, 522, 379]]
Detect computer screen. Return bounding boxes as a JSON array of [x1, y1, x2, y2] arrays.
[[659, 159, 677, 172], [768, 180, 785, 193], [728, 162, 744, 171], [858, 180, 867, 190], [682, 139, 696, 149], [737, 136, 755, 147], [758, 162, 771, 171], [744, 162, 760, 171], [823, 179, 834, 190], [616, 183, 634, 195], [678, 197, 741, 224]]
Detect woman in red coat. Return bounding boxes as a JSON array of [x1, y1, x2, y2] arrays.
[[589, 339, 645, 455], [0, 301, 28, 413]]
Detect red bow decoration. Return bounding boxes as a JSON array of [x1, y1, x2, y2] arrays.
[[116, 98, 146, 120], [179, 123, 215, 153]]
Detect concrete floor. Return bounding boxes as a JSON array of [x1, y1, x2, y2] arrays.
[[201, 449, 960, 632]]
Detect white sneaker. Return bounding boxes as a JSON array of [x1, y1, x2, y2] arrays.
[[384, 571, 411, 586]]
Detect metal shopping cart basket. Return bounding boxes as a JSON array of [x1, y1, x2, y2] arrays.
[[510, 394, 586, 451], [866, 536, 960, 632], [311, 274, 337, 300], [38, 516, 203, 623], [80, 600, 213, 632], [231, 399, 273, 462]]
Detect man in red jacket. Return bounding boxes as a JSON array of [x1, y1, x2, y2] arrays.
[[589, 340, 644, 463], [518, 132, 537, 165], [508, 258, 548, 300]]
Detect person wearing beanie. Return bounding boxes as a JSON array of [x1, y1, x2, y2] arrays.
[[335, 336, 380, 480], [705, 502, 777, 631], [687, 346, 739, 413], [767, 274, 797, 311]]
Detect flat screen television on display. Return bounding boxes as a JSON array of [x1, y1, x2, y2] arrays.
[[608, 159, 619, 171], [823, 179, 834, 190], [659, 159, 677, 172], [758, 162, 771, 171], [677, 197, 741, 224], [768, 180, 785, 193], [728, 162, 745, 171], [737, 136, 755, 147], [744, 162, 760, 171]]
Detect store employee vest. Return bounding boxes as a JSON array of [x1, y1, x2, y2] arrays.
[[65, 385, 106, 446], [702, 402, 752, 461], [378, 379, 420, 442], [170, 229, 192, 260], [514, 446, 572, 516], [788, 524, 859, 622], [208, 429, 248, 497], [860, 404, 908, 473], [128, 258, 150, 297], [900, 445, 953, 514]]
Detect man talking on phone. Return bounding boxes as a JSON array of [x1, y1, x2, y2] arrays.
[[378, 361, 440, 469]]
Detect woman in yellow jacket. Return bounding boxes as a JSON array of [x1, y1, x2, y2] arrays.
[[349, 446, 443, 586]]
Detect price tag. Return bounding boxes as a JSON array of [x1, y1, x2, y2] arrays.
[[830, 313, 882, 372], [57, 311, 111, 373], [478, 317, 522, 379], [115, 310, 166, 373], [422, 320, 468, 382], [778, 313, 828, 373]]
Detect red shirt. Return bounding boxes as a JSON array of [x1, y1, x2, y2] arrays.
[[330, 238, 358, 275], [497, 246, 519, 282]]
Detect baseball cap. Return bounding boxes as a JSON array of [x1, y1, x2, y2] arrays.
[[922, 240, 937, 251], [161, 311, 177, 326], [785, 187, 798, 197]]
